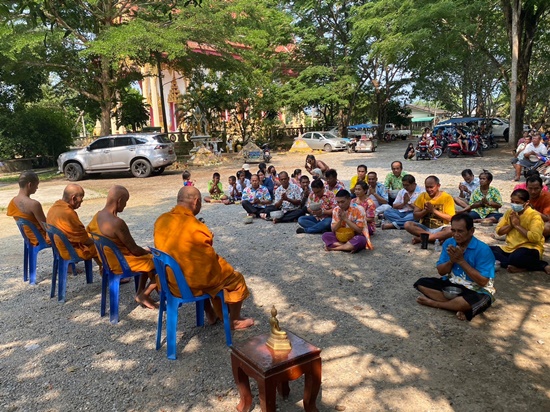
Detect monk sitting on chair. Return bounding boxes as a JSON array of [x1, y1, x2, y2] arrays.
[[46, 184, 98, 263], [7, 171, 50, 245], [86, 186, 158, 309], [154, 186, 254, 330]]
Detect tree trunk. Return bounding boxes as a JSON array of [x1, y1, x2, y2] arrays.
[[509, 1, 519, 147], [100, 56, 113, 136]]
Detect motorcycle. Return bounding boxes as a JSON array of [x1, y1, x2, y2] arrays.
[[261, 143, 272, 162], [480, 133, 498, 150], [447, 133, 483, 157], [415, 141, 432, 160]]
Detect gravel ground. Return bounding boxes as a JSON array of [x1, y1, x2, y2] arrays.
[[1, 140, 549, 412]]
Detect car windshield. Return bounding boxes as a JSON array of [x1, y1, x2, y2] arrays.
[[320, 132, 339, 139], [151, 134, 171, 144]]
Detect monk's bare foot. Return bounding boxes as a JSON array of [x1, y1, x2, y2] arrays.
[[135, 293, 157, 309], [412, 237, 421, 245], [205, 307, 219, 325], [507, 265, 524, 273], [456, 311, 467, 321], [232, 318, 254, 330], [545, 265, 550, 275]]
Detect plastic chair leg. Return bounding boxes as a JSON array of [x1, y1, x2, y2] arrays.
[[196, 299, 205, 327], [84, 259, 93, 284], [58, 261, 69, 302], [23, 244, 29, 282], [29, 247, 39, 285], [219, 293, 233, 347], [108, 276, 121, 324], [50, 257, 58, 298], [156, 293, 166, 351], [100, 271, 108, 317], [165, 301, 180, 360], [133, 274, 139, 292]]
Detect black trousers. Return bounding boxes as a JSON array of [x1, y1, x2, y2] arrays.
[[241, 200, 265, 217], [262, 206, 306, 222], [490, 246, 548, 272]]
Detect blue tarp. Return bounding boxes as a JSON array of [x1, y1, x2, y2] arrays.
[[348, 123, 379, 130], [437, 117, 484, 125]]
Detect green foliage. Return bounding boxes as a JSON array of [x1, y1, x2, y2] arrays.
[[0, 103, 73, 160], [116, 88, 150, 132]]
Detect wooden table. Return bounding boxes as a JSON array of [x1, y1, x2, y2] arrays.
[[230, 331, 322, 412]]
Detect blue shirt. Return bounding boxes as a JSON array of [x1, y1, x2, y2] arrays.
[[437, 236, 496, 299]]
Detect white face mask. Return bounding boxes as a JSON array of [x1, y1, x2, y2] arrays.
[[511, 203, 525, 213]]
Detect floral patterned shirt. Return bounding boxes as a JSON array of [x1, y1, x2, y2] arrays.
[[384, 171, 409, 190], [242, 185, 272, 208], [325, 180, 346, 195], [274, 183, 302, 211], [307, 190, 337, 220], [469, 187, 502, 218], [332, 204, 373, 250], [351, 196, 376, 234]]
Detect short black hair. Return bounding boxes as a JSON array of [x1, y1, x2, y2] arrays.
[[335, 189, 350, 198], [526, 175, 543, 187], [311, 179, 324, 189], [461, 169, 473, 178], [325, 168, 337, 179], [357, 164, 367, 172], [181, 170, 191, 180], [480, 170, 493, 182], [391, 161, 403, 169], [451, 213, 474, 230], [300, 175, 310, 182], [402, 174, 415, 184], [511, 188, 529, 202], [213, 172, 220, 179], [229, 175, 236, 181]]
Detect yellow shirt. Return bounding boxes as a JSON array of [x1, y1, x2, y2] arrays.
[[414, 191, 455, 228], [350, 175, 366, 191], [496, 207, 545, 257]]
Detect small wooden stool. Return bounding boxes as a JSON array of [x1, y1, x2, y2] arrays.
[[230, 331, 322, 412]]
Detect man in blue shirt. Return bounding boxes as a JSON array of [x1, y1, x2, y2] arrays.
[[413, 214, 496, 321]]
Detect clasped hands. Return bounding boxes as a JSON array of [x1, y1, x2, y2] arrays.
[[446, 245, 465, 264]]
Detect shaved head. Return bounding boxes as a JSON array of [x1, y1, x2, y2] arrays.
[[177, 186, 202, 215], [18, 170, 39, 188], [62, 184, 84, 202], [107, 185, 129, 202]]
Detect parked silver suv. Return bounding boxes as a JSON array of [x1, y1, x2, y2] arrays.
[[57, 133, 177, 181]]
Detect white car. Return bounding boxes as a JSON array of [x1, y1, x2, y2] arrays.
[[297, 131, 348, 152], [489, 118, 510, 141], [57, 133, 177, 181]]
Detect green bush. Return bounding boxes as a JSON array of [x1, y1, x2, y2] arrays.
[[0, 104, 73, 160]]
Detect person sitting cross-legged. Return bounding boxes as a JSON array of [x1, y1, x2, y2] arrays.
[[382, 174, 424, 230], [525, 175, 550, 237], [322, 189, 373, 253], [296, 179, 336, 234], [404, 175, 455, 245], [241, 174, 272, 217], [263, 171, 305, 223], [457, 171, 503, 224], [204, 172, 228, 203], [453, 169, 480, 209], [367, 171, 391, 215], [490, 189, 550, 274], [414, 214, 496, 321], [324, 168, 346, 194]]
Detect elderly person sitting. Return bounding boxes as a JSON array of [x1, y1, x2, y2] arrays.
[[262, 171, 304, 223], [382, 174, 424, 230], [322, 189, 373, 253]]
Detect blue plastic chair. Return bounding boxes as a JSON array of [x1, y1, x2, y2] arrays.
[[43, 223, 94, 302], [15, 218, 52, 285], [89, 232, 141, 324], [150, 247, 233, 360]]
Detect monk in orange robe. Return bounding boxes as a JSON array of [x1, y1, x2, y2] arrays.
[[46, 184, 97, 261], [87, 185, 158, 309], [7, 171, 49, 245], [154, 186, 254, 330]]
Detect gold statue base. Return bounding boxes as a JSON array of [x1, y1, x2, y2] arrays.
[[266, 334, 292, 351]]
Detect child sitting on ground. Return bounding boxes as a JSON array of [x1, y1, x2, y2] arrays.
[[224, 175, 241, 204], [204, 172, 228, 203], [182, 170, 194, 186]]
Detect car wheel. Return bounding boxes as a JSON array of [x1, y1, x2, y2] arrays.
[[324, 144, 333, 152], [131, 159, 152, 178], [151, 167, 166, 176], [64, 163, 84, 181], [504, 129, 509, 142]]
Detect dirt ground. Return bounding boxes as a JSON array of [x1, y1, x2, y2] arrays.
[[0, 140, 549, 411]]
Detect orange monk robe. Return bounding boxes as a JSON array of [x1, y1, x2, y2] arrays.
[[7, 199, 50, 246], [46, 200, 97, 261], [86, 213, 154, 274], [154, 205, 249, 304]]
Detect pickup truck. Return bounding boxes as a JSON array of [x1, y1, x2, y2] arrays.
[[384, 123, 411, 140]]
